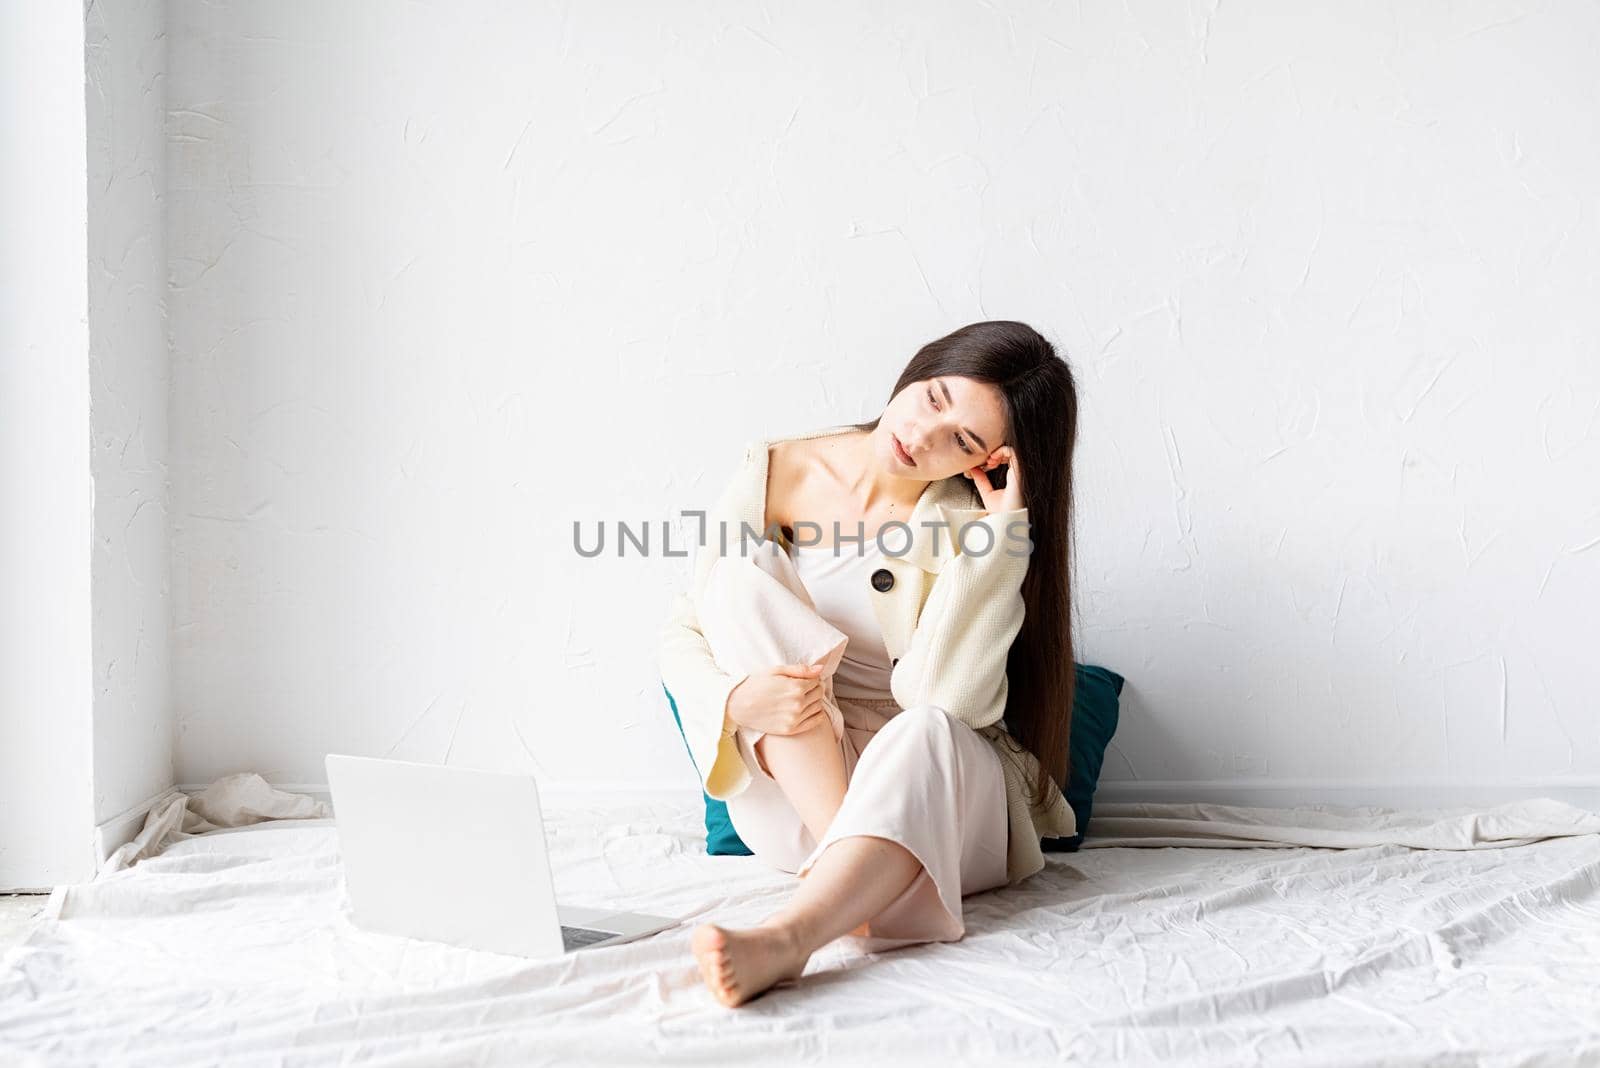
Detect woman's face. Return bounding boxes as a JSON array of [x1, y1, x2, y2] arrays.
[[874, 375, 1009, 483]]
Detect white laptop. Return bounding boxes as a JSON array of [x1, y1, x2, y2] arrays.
[[325, 753, 681, 957]]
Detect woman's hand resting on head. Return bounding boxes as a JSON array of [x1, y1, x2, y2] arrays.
[[725, 663, 830, 736], [964, 445, 1025, 513]]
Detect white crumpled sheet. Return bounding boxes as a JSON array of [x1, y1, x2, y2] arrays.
[[4, 796, 1600, 1066], [100, 772, 332, 875]]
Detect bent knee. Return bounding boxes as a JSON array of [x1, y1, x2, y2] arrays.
[[887, 703, 955, 733], [886, 704, 993, 752], [901, 702, 952, 720]]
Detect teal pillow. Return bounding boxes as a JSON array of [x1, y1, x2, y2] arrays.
[[662, 682, 752, 856], [1041, 663, 1124, 853], [663, 664, 1123, 856]]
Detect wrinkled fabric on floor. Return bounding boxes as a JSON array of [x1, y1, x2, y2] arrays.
[[3, 796, 1599, 1067]]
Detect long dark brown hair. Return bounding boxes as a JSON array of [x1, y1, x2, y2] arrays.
[[853, 320, 1078, 810]]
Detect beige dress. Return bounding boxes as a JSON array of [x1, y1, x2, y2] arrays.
[[723, 537, 1010, 950]]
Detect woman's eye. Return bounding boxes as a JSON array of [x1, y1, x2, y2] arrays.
[[927, 384, 968, 451]]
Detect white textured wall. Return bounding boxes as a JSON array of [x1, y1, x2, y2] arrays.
[[1, 1, 96, 887], [87, 0, 175, 828], [167, 1, 1600, 801]]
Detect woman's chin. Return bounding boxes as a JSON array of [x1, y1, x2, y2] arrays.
[[881, 456, 921, 480], [898, 465, 936, 484], [875, 440, 932, 481]]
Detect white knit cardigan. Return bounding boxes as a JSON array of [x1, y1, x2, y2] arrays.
[[657, 423, 1077, 885]]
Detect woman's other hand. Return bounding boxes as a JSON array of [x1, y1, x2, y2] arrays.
[[965, 445, 1025, 513], [726, 663, 830, 735]]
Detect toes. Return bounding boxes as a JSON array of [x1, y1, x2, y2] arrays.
[[692, 925, 729, 970], [691, 923, 805, 1008], [691, 925, 742, 1004], [691, 923, 728, 955], [718, 971, 748, 1007]]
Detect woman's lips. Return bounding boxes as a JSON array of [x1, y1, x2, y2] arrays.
[[892, 434, 916, 466]]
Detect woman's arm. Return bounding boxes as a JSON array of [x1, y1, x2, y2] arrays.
[[888, 505, 1032, 731]]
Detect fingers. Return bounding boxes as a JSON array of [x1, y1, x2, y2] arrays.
[[981, 447, 1022, 502], [1002, 446, 1021, 488], [986, 445, 1014, 468], [776, 662, 826, 679], [773, 701, 829, 735], [793, 701, 829, 733]]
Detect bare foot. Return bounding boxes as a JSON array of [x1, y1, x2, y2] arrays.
[[690, 922, 810, 1007]]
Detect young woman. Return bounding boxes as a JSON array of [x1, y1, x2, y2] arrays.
[[658, 320, 1080, 1007]]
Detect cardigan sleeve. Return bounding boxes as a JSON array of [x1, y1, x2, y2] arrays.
[[889, 505, 1032, 732], [658, 590, 751, 800], [655, 441, 763, 800]]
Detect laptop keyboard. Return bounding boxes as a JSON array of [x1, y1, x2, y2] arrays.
[[561, 924, 620, 951]]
